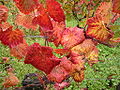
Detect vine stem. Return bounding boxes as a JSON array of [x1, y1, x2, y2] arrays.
[[24, 35, 48, 39]]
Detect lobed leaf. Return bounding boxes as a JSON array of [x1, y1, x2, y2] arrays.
[[86, 15, 113, 42]]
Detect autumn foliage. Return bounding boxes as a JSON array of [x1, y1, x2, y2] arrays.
[[0, 0, 120, 89]]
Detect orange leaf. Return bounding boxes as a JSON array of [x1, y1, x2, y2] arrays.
[[10, 39, 28, 59], [61, 27, 85, 49], [0, 5, 8, 23], [46, 0, 65, 23], [86, 15, 113, 42], [71, 39, 95, 55], [71, 39, 98, 66], [15, 14, 37, 30], [0, 27, 24, 48], [14, 0, 39, 14], [2, 68, 19, 88], [95, 2, 112, 24], [86, 47, 99, 66], [112, 0, 120, 14], [71, 70, 84, 82]]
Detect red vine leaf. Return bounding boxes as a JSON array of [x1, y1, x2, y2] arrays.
[[95, 2, 112, 24], [86, 15, 113, 42], [10, 39, 28, 59], [32, 5, 53, 30], [24, 43, 60, 74], [112, 0, 120, 14], [46, 21, 65, 46], [61, 27, 85, 49], [46, 0, 65, 23], [0, 5, 8, 23], [14, 0, 39, 14], [0, 27, 24, 48], [47, 57, 74, 83], [0, 22, 11, 31]]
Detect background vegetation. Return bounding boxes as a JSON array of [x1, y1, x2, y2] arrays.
[[0, 0, 120, 90]]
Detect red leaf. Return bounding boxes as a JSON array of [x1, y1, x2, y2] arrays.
[[46, 0, 65, 23], [0, 5, 8, 23], [10, 39, 28, 59], [32, 5, 53, 30], [112, 0, 120, 14], [14, 0, 39, 14], [45, 21, 65, 46], [15, 14, 37, 30], [0, 27, 24, 48], [61, 27, 85, 49], [24, 43, 60, 74], [86, 15, 113, 42], [0, 22, 11, 31], [47, 57, 74, 83]]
